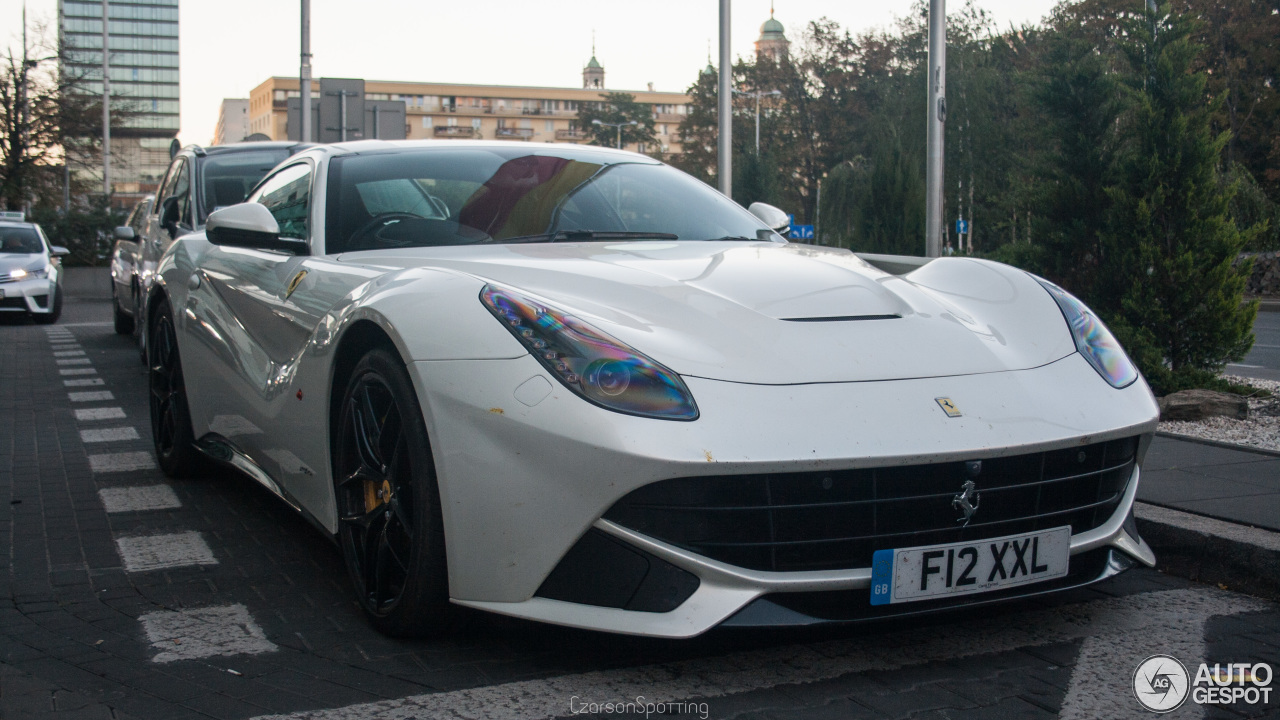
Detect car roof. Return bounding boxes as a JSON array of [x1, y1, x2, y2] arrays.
[[0, 220, 38, 230], [179, 141, 314, 159], [318, 139, 658, 164]]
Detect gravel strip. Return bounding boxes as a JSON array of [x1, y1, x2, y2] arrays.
[[1158, 375, 1280, 453]]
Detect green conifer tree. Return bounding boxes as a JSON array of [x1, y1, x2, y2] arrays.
[[1101, 2, 1258, 394]]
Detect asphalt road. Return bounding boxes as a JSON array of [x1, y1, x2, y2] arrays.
[[0, 278, 1276, 720], [1229, 307, 1280, 382]]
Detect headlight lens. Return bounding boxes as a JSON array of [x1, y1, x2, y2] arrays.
[[8, 266, 50, 280], [1034, 277, 1138, 388], [480, 285, 699, 420]]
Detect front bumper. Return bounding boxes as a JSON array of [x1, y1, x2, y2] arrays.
[[409, 351, 1159, 638], [0, 276, 59, 314]]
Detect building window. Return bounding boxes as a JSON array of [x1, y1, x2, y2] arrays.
[[422, 116, 432, 128], [448, 117, 457, 127], [545, 120, 554, 132], [660, 124, 667, 135], [472, 118, 482, 129]]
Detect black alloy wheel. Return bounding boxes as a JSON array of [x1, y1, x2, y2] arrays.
[[148, 299, 204, 477], [334, 348, 450, 637]]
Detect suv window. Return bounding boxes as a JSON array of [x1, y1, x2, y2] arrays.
[[0, 226, 44, 254], [198, 149, 293, 224], [251, 163, 311, 240], [157, 158, 192, 234]]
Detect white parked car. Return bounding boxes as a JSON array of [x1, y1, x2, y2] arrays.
[[146, 141, 1159, 638], [0, 212, 68, 324]]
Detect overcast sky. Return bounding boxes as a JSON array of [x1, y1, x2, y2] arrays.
[[1, 0, 1063, 147]]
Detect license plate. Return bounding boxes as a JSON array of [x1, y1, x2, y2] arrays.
[[870, 526, 1070, 605]]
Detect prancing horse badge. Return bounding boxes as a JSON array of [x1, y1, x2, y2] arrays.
[[935, 397, 962, 418]]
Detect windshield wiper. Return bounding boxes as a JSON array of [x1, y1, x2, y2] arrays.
[[501, 230, 680, 244]]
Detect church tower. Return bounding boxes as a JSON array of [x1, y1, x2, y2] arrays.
[[583, 37, 605, 89], [755, 4, 790, 60]]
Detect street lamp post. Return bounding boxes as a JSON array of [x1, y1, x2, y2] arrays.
[[924, 0, 947, 258], [591, 118, 637, 149], [732, 88, 781, 155], [102, 0, 111, 199], [717, 0, 731, 198]]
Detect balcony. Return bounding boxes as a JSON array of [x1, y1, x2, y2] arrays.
[[434, 126, 475, 138], [495, 127, 535, 140], [555, 129, 588, 141]]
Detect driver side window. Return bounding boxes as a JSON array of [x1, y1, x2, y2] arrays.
[[252, 164, 312, 240]]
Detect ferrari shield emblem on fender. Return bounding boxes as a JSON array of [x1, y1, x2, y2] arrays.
[[285, 270, 308, 299], [935, 397, 962, 418]]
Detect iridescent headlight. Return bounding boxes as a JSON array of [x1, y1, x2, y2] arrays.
[[480, 285, 699, 420], [1034, 277, 1138, 388]]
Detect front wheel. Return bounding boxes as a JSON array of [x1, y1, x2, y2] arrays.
[[148, 299, 205, 477], [113, 284, 134, 334], [333, 348, 451, 637]]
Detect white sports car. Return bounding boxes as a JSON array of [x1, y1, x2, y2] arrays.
[[148, 140, 1159, 638]]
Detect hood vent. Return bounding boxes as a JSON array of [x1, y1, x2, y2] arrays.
[[781, 314, 901, 323]]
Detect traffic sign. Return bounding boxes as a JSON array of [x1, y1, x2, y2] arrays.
[[790, 224, 814, 240], [956, 218, 969, 235]]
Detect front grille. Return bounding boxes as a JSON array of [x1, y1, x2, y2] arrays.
[[0, 297, 27, 309], [604, 436, 1139, 572]]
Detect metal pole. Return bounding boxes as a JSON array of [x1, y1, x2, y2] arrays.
[[717, 0, 731, 198], [924, 0, 946, 258], [339, 92, 346, 142], [101, 0, 111, 199], [300, 0, 312, 142], [616, 125, 621, 149], [372, 104, 379, 139]]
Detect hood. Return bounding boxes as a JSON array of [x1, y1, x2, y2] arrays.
[[339, 242, 1078, 384], [0, 255, 46, 275]]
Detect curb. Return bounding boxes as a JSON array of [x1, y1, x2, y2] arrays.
[[1135, 502, 1280, 601], [1154, 430, 1280, 459]]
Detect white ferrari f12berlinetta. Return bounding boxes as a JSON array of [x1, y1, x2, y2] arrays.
[[146, 140, 1159, 638]]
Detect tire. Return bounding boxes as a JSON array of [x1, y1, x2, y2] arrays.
[[148, 299, 205, 477], [113, 284, 135, 334], [134, 289, 148, 366], [33, 287, 62, 325], [333, 348, 451, 637]]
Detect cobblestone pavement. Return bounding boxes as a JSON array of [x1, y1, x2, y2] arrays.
[[1, 294, 1277, 720]]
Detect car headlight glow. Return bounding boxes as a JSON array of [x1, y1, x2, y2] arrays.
[[8, 268, 27, 280], [1034, 277, 1138, 388], [8, 266, 50, 280], [480, 285, 699, 420]]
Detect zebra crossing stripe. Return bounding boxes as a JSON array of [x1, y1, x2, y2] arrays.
[[75, 407, 126, 421], [116, 531, 217, 572], [80, 427, 140, 443], [140, 604, 277, 663], [88, 452, 156, 473]]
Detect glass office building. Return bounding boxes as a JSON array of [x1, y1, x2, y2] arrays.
[[59, 0, 179, 204]]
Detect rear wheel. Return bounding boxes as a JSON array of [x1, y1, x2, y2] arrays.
[[334, 348, 450, 637], [112, 284, 134, 334], [148, 299, 205, 477]]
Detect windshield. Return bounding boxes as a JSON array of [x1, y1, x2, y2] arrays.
[[0, 226, 44, 254], [325, 148, 777, 253], [198, 149, 294, 224]]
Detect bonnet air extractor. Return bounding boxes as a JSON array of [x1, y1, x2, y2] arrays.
[[780, 314, 901, 323]]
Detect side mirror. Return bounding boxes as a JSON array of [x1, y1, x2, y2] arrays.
[[50, 246, 70, 258], [113, 226, 136, 241], [747, 202, 791, 233], [206, 203, 308, 256]]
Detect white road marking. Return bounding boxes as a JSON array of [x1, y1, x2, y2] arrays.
[[116, 531, 217, 572], [1226, 363, 1264, 369], [53, 349, 85, 357], [98, 485, 181, 513], [75, 407, 126, 421], [64, 378, 105, 387], [55, 358, 91, 366], [80, 427, 140, 443], [88, 451, 156, 473], [68, 390, 113, 402], [51, 321, 111, 327], [250, 588, 1268, 720], [59, 368, 97, 376], [49, 343, 80, 348], [140, 604, 277, 663]]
